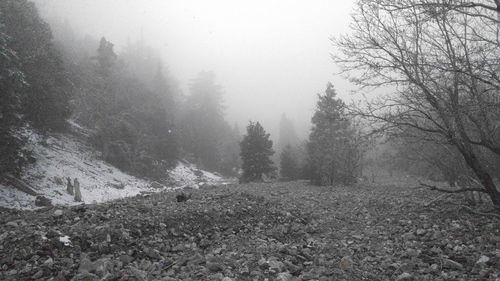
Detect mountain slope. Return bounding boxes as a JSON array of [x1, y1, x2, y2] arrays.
[[0, 129, 228, 209]]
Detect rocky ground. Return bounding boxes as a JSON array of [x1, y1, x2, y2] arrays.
[[1, 181, 499, 281]]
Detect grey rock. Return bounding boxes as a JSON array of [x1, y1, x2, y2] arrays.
[[476, 255, 489, 265], [396, 272, 412, 281], [6, 221, 18, 227], [206, 262, 224, 272], [339, 256, 353, 271], [35, 195, 52, 207], [277, 271, 293, 281], [443, 259, 463, 270], [54, 209, 63, 217], [71, 272, 98, 281]]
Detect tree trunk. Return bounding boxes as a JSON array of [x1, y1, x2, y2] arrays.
[[458, 145, 500, 209]]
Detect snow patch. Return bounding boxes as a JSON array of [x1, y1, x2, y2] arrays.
[[0, 128, 228, 209], [59, 235, 71, 246]]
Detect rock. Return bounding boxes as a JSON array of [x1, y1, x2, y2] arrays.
[[284, 260, 302, 274], [35, 195, 52, 207], [71, 272, 99, 281], [258, 257, 268, 269], [402, 232, 416, 241], [206, 262, 224, 272], [143, 247, 161, 259], [32, 270, 44, 279], [78, 255, 94, 273], [54, 209, 64, 217], [277, 272, 293, 281], [176, 192, 192, 202], [111, 182, 125, 189], [352, 234, 363, 240], [43, 257, 54, 267], [396, 272, 412, 281], [443, 259, 463, 270], [221, 277, 233, 281], [119, 254, 134, 264], [6, 221, 18, 227], [199, 238, 210, 249], [429, 263, 439, 272], [339, 256, 353, 271], [416, 229, 426, 236], [239, 265, 250, 275], [268, 259, 286, 273], [476, 255, 489, 265], [54, 176, 64, 185]]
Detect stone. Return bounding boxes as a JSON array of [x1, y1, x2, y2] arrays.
[[277, 271, 293, 281], [32, 270, 44, 279], [268, 259, 286, 273], [429, 263, 439, 272], [35, 195, 52, 207], [72, 272, 99, 281], [396, 272, 412, 281], [339, 256, 353, 271], [206, 262, 224, 272], [6, 221, 18, 227], [78, 255, 94, 273], [443, 259, 463, 270], [402, 232, 416, 241], [143, 247, 161, 259], [54, 209, 64, 217], [43, 257, 54, 267], [476, 255, 489, 265]]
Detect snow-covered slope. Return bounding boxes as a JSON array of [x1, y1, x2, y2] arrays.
[[0, 130, 227, 209]]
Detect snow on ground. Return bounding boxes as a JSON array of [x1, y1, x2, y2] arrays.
[[0, 129, 227, 209], [168, 161, 232, 189]]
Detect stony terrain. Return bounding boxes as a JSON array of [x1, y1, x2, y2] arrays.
[[1, 181, 499, 281]]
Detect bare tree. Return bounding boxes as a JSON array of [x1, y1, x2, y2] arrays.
[[332, 0, 500, 208]]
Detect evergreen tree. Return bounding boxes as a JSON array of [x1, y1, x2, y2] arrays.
[[278, 114, 299, 151], [1, 0, 71, 132], [0, 22, 30, 177], [182, 71, 226, 171], [96, 37, 117, 77], [306, 83, 360, 185], [279, 144, 298, 181], [240, 121, 275, 183]]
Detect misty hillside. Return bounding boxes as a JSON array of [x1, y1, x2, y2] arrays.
[[1, 0, 500, 280], [0, 124, 227, 209]]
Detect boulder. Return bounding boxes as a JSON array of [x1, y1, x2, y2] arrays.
[[35, 195, 52, 207]]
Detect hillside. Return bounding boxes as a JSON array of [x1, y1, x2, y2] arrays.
[[0, 129, 229, 209], [0, 182, 498, 281]]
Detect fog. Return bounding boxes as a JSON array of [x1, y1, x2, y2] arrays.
[[35, 0, 356, 140]]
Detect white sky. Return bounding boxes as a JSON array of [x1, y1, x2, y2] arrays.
[[36, 0, 357, 139]]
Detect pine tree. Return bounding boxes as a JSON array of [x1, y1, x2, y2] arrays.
[[0, 22, 30, 177], [279, 144, 298, 181], [182, 71, 226, 171], [306, 83, 360, 185], [96, 37, 117, 77], [1, 0, 71, 132], [240, 121, 275, 183]]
